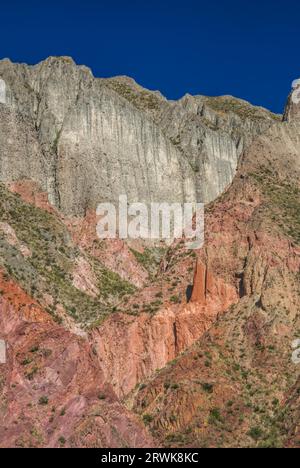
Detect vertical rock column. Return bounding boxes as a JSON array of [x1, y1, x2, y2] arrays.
[[190, 259, 207, 304]]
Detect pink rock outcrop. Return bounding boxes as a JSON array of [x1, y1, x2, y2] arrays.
[[0, 270, 154, 448]]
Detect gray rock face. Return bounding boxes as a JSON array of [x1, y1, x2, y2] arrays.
[[0, 105, 47, 190], [0, 57, 280, 216], [155, 94, 279, 201]]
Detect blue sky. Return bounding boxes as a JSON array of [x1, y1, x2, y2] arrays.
[[1, 0, 299, 113]]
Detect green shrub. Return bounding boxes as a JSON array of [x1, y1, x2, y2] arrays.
[[142, 414, 153, 425], [21, 357, 32, 366], [58, 436, 66, 446], [248, 426, 263, 441], [38, 396, 49, 406], [209, 408, 223, 424], [170, 295, 180, 304], [170, 383, 179, 390], [201, 383, 214, 393]]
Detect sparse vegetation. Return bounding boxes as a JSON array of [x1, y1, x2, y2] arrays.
[[0, 184, 136, 328]]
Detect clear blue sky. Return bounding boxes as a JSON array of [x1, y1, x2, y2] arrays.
[[1, 0, 299, 113]]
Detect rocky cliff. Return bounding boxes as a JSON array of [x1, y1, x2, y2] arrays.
[[0, 61, 299, 448], [0, 57, 279, 215]]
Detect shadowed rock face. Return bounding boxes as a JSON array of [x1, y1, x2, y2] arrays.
[[0, 57, 279, 215]]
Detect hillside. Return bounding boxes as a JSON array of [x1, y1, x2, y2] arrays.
[[0, 58, 299, 448]]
